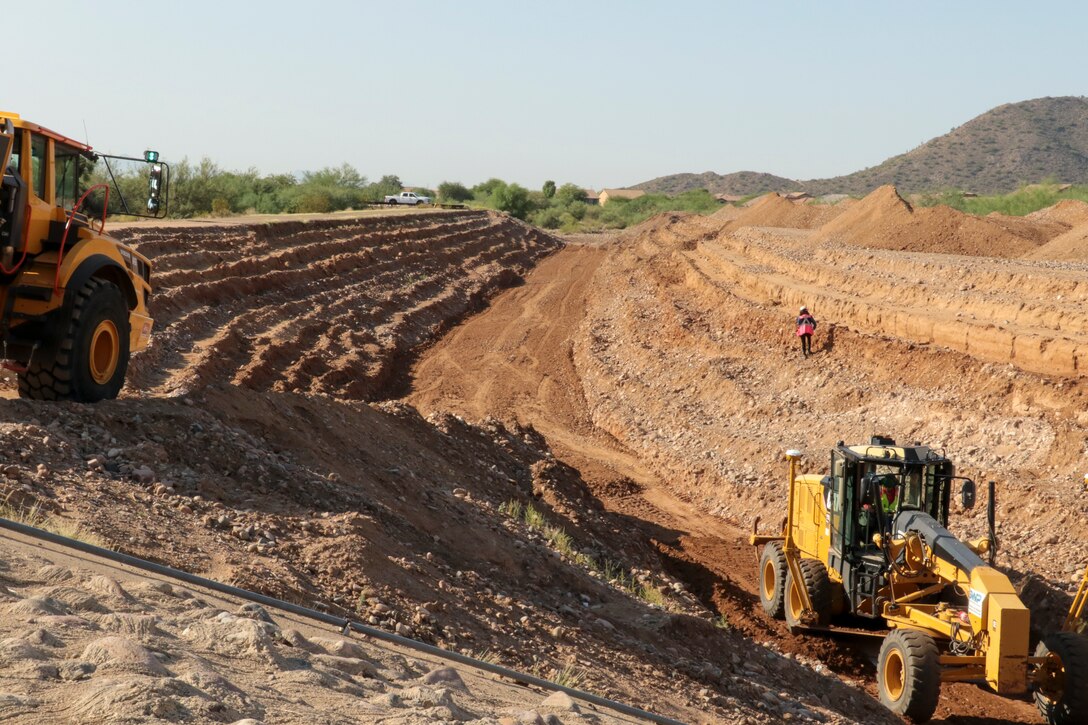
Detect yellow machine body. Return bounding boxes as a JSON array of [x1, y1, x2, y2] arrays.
[[0, 112, 158, 401], [751, 439, 1049, 719], [0, 112, 153, 353]]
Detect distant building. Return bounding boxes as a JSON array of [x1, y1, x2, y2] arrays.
[[583, 189, 600, 205], [599, 188, 646, 205], [783, 191, 811, 202]]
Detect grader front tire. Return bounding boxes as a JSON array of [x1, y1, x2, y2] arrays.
[[877, 629, 940, 723], [758, 541, 787, 619], [784, 558, 832, 629], [1034, 631, 1088, 725], [18, 278, 130, 403]]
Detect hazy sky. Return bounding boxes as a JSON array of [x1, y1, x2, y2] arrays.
[[6, 1, 1086, 190]]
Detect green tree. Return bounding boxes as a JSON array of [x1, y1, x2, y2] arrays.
[[437, 181, 473, 202], [492, 182, 531, 219], [302, 163, 367, 189], [555, 183, 585, 207], [472, 177, 506, 198], [542, 180, 556, 198]]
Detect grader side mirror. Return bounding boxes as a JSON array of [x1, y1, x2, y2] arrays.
[[147, 161, 165, 215], [960, 479, 976, 509]]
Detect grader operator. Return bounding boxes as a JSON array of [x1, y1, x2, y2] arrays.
[[0, 112, 167, 401], [752, 437, 1088, 723]]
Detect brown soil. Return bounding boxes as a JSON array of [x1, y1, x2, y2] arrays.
[[716, 193, 846, 232], [817, 185, 1048, 257], [4, 201, 1087, 723], [1024, 220, 1088, 261]]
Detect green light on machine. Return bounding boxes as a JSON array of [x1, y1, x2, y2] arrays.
[[144, 150, 159, 163]]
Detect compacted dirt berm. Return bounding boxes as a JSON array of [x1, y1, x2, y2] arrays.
[[0, 112, 167, 401], [752, 437, 1088, 723]]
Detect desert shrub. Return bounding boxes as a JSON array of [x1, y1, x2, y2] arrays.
[[532, 207, 564, 229], [917, 182, 1088, 216], [491, 182, 532, 219], [555, 183, 585, 207], [438, 181, 473, 202]]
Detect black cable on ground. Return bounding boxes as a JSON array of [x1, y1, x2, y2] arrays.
[[0, 516, 685, 725]]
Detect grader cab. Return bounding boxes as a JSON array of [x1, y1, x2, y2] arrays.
[[0, 112, 167, 401], [752, 438, 1088, 723]]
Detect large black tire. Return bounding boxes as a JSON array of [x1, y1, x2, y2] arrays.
[[784, 557, 832, 628], [877, 629, 940, 723], [1034, 631, 1088, 725], [18, 278, 130, 403], [758, 541, 787, 619]]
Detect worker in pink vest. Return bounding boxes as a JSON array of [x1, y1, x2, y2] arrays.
[[796, 306, 817, 358]]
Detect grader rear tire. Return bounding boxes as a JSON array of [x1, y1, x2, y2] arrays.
[[784, 558, 832, 629], [1034, 631, 1088, 725], [18, 278, 130, 403], [877, 629, 940, 723], [758, 541, 787, 619]]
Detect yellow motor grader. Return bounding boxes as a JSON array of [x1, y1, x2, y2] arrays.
[[751, 437, 1087, 723], [0, 112, 167, 401]]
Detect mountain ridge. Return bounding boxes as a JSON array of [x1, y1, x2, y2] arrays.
[[633, 96, 1088, 196]]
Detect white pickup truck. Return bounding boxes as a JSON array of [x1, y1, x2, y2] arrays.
[[383, 191, 431, 205]]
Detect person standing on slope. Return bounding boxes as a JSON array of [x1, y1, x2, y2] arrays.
[[796, 306, 817, 358]]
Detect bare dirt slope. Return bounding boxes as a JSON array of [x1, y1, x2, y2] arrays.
[[406, 221, 1086, 723], [4, 203, 1088, 724], [0, 211, 878, 725]]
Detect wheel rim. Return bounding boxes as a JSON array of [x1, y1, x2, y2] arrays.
[[788, 577, 803, 621], [762, 559, 777, 601], [89, 320, 120, 384], [1037, 651, 1066, 702], [883, 648, 906, 701]]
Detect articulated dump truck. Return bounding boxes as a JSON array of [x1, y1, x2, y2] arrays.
[[752, 437, 1087, 723], [0, 112, 167, 401]]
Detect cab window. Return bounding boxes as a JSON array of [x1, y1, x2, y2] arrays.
[[6, 130, 21, 174], [55, 145, 81, 210], [30, 133, 47, 198], [901, 467, 924, 508]]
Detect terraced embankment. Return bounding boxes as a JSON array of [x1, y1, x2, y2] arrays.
[[699, 224, 1088, 375], [115, 210, 558, 399]]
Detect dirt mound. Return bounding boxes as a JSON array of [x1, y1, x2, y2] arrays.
[[983, 211, 1068, 245], [709, 204, 744, 221], [1024, 219, 1088, 261], [1027, 198, 1088, 226], [716, 193, 844, 232], [817, 184, 1042, 257]]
